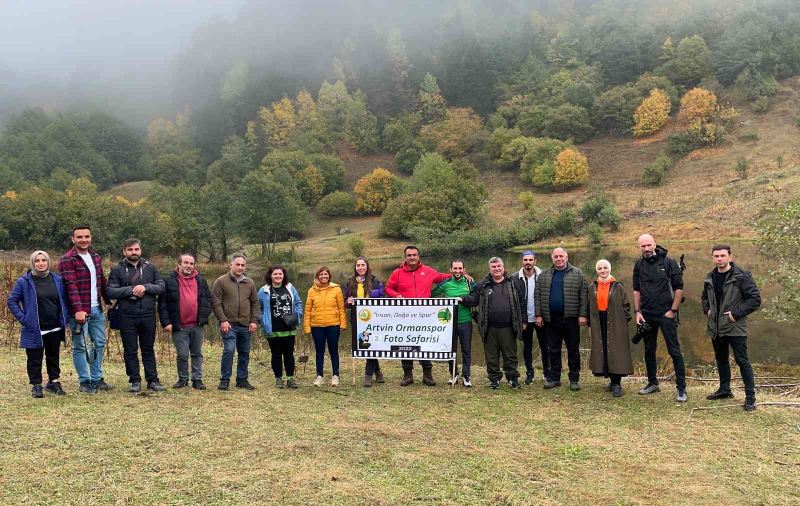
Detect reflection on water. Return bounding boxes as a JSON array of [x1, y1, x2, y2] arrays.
[[208, 242, 797, 367]]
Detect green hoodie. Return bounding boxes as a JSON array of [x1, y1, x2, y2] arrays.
[[432, 276, 476, 324]]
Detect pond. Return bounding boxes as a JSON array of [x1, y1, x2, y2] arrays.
[[206, 241, 797, 368]]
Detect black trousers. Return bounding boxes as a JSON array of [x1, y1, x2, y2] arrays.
[[267, 336, 295, 378], [401, 359, 432, 373], [119, 314, 158, 384], [25, 329, 64, 385], [365, 359, 382, 376], [521, 323, 549, 377], [544, 316, 581, 383], [642, 314, 686, 391], [712, 335, 755, 399]]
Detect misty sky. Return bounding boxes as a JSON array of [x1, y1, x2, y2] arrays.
[[0, 0, 245, 80]]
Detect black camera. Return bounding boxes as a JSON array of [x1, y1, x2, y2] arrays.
[[631, 321, 652, 344], [74, 321, 85, 335]]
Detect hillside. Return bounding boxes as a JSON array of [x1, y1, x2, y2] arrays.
[[294, 78, 800, 262]]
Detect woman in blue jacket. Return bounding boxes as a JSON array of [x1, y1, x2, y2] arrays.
[[258, 264, 303, 389], [344, 256, 386, 387], [7, 251, 70, 398]]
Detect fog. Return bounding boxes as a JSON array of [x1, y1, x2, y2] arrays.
[[0, 0, 246, 125]]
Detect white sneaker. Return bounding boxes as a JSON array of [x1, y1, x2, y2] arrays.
[[331, 375, 339, 387], [448, 374, 460, 386], [462, 376, 472, 388], [313, 375, 324, 387]]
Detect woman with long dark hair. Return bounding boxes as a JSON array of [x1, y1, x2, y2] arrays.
[[344, 256, 386, 387], [303, 266, 347, 387], [7, 251, 70, 397], [258, 265, 303, 389]]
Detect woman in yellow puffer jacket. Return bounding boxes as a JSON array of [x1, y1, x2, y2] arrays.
[[304, 266, 347, 386]]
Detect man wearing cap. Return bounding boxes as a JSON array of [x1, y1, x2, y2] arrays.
[[511, 251, 546, 385]]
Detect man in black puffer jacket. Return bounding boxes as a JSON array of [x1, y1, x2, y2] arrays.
[[534, 248, 589, 391], [107, 238, 165, 393], [158, 253, 213, 390], [701, 244, 761, 411], [633, 234, 687, 402]]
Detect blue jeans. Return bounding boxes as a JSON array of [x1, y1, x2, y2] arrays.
[[220, 325, 251, 381], [312, 326, 340, 376], [70, 307, 107, 384]]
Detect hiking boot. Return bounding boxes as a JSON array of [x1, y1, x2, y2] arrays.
[[400, 372, 414, 387], [638, 383, 660, 395], [422, 368, 436, 387], [363, 375, 373, 387], [192, 380, 206, 390], [374, 370, 385, 383], [217, 379, 230, 391], [313, 375, 324, 387], [542, 380, 561, 390], [235, 380, 255, 390], [173, 379, 189, 389], [448, 373, 460, 386], [744, 397, 756, 412], [524, 372, 534, 385], [675, 389, 688, 402], [79, 382, 97, 394], [45, 381, 66, 395], [605, 382, 613, 392], [509, 378, 521, 390], [94, 379, 113, 391], [612, 384, 623, 397], [275, 378, 285, 389], [490, 379, 500, 389], [129, 382, 142, 393], [462, 376, 473, 388], [706, 390, 734, 400], [31, 385, 44, 398], [286, 378, 298, 389], [148, 381, 166, 392], [570, 381, 582, 392]]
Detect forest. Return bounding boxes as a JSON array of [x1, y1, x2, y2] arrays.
[[1, 0, 799, 260]]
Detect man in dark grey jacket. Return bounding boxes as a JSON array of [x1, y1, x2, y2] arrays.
[[701, 244, 761, 411], [535, 248, 589, 391], [107, 238, 166, 393]]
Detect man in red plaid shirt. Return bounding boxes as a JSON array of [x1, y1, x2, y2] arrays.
[[58, 226, 111, 394]]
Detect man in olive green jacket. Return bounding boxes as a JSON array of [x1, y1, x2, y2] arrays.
[[432, 259, 476, 387], [211, 254, 259, 391], [701, 245, 761, 411]]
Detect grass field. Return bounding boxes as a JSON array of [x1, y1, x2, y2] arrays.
[[1, 348, 798, 505]]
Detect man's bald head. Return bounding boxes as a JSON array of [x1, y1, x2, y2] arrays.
[[551, 247, 568, 269], [638, 234, 656, 257]]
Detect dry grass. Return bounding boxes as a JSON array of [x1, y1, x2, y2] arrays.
[[0, 349, 798, 505]]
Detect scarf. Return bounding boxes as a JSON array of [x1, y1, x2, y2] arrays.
[[29, 250, 51, 278], [596, 275, 616, 312]]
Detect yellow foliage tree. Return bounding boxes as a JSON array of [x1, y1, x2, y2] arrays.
[[353, 167, 401, 214], [678, 87, 717, 123], [553, 148, 589, 188], [295, 164, 325, 206], [258, 97, 297, 148], [419, 107, 483, 159], [295, 88, 319, 131], [633, 89, 671, 136]]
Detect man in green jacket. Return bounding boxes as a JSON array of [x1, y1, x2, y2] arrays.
[[432, 259, 476, 387], [701, 244, 761, 411]]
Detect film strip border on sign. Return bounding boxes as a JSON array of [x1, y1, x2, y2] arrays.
[[354, 298, 457, 306], [353, 350, 457, 360]]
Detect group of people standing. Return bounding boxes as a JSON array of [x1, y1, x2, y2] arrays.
[[7, 227, 762, 411]]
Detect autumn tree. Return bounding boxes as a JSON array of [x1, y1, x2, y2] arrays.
[[417, 73, 447, 124], [633, 89, 671, 136], [353, 168, 402, 214], [419, 107, 484, 159], [295, 164, 325, 205], [553, 148, 589, 188], [678, 88, 717, 123]]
